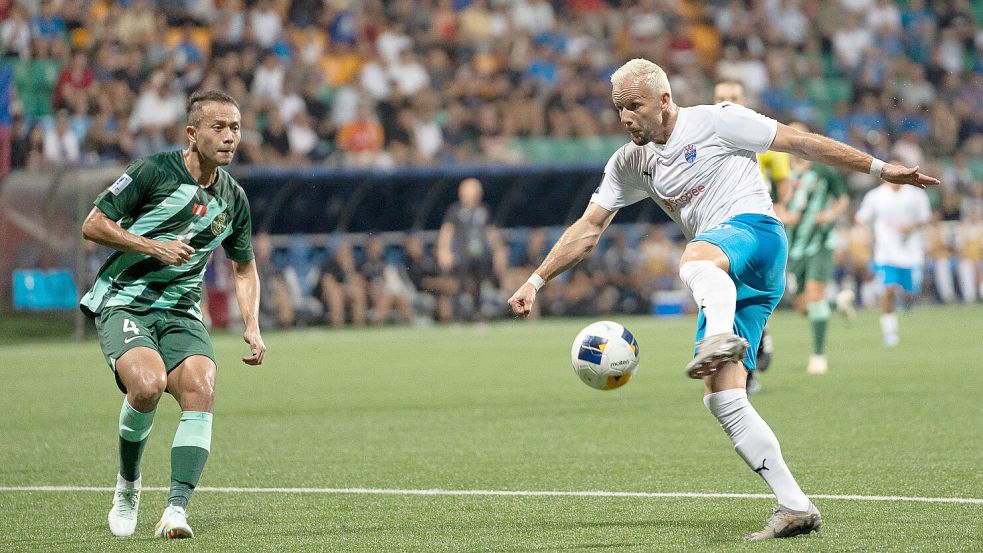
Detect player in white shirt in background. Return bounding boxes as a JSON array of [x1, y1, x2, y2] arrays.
[[855, 172, 933, 346], [507, 59, 938, 541]]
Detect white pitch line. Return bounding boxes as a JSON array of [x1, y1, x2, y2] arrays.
[[0, 486, 981, 505]]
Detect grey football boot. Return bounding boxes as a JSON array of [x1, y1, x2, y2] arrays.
[[746, 503, 822, 541], [685, 332, 750, 379]]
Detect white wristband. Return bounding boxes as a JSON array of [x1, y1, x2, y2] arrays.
[[869, 158, 885, 178], [526, 273, 546, 290]]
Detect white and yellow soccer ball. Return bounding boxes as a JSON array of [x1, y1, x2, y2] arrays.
[[570, 321, 640, 390]]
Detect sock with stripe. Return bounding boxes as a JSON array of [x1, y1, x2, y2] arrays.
[[118, 398, 156, 482], [705, 389, 811, 511], [169, 411, 212, 509]]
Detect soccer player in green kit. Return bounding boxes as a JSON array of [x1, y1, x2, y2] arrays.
[[783, 122, 851, 375], [79, 90, 266, 539]]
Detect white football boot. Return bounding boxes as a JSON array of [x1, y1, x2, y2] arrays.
[[806, 354, 828, 375], [154, 505, 194, 540], [108, 474, 141, 537], [746, 503, 822, 540], [835, 288, 856, 323]]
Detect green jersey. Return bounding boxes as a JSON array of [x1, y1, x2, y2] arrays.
[[80, 151, 254, 320], [785, 163, 847, 261]]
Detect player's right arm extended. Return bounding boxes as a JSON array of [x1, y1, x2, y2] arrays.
[[533, 203, 617, 282], [81, 207, 195, 265]]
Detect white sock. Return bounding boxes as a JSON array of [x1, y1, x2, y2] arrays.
[[116, 473, 140, 488], [704, 389, 811, 511], [680, 260, 736, 337], [880, 312, 898, 337]]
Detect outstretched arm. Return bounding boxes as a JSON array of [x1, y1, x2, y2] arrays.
[[507, 203, 617, 316], [770, 124, 940, 189], [232, 258, 267, 366]]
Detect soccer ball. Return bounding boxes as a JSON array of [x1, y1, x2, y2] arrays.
[[570, 321, 640, 390]]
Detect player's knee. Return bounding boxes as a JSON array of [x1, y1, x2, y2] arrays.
[[129, 371, 167, 405]]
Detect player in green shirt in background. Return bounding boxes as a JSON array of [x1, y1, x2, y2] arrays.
[[782, 122, 852, 375], [80, 90, 266, 540]]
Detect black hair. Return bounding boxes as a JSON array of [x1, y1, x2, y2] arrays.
[[187, 90, 239, 127]]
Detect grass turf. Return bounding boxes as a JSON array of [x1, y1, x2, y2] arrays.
[[1, 306, 980, 551]]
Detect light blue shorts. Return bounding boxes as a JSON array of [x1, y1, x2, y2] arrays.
[[691, 214, 787, 372], [875, 264, 920, 294]]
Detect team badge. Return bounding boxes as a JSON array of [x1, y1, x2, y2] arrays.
[[210, 212, 229, 235], [684, 144, 697, 164]]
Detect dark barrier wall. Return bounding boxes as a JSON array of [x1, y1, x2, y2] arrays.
[[0, 163, 673, 313], [237, 163, 671, 234]]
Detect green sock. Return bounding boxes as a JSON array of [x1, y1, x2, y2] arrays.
[[169, 411, 212, 509], [118, 399, 155, 482], [808, 300, 831, 355]]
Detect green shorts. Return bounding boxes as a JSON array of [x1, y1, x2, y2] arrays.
[[788, 248, 835, 293], [95, 306, 216, 393]]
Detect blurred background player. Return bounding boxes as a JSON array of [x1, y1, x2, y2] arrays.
[[713, 81, 790, 391], [79, 90, 266, 540], [856, 166, 933, 346], [509, 58, 938, 541], [782, 122, 851, 375]]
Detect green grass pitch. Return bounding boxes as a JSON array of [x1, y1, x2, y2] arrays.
[[1, 306, 981, 552]]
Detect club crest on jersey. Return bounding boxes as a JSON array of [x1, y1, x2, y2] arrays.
[[684, 144, 697, 164], [210, 212, 228, 235]]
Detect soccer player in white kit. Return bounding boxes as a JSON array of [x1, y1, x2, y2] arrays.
[[507, 59, 939, 540], [855, 178, 932, 346]]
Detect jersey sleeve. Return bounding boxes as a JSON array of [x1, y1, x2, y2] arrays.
[[590, 148, 649, 211], [92, 158, 159, 221], [222, 186, 255, 262], [714, 103, 779, 154]]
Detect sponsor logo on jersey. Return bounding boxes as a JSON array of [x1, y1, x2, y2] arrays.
[[660, 184, 706, 212], [210, 212, 229, 235], [684, 144, 697, 164], [109, 174, 133, 195]]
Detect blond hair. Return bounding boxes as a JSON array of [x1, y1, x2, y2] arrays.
[[610, 59, 672, 97]]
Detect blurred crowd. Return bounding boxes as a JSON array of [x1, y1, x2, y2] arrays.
[[179, 177, 983, 331], [0, 0, 980, 176]]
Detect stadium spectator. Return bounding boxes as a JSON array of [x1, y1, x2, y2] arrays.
[[52, 49, 97, 113], [336, 102, 386, 167], [360, 235, 413, 325], [316, 240, 368, 328], [405, 233, 458, 323], [254, 232, 295, 329], [42, 110, 80, 166]]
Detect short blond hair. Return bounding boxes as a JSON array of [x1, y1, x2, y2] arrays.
[[610, 59, 672, 98]]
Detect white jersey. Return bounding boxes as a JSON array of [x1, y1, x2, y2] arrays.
[[856, 183, 932, 267], [591, 103, 778, 239]]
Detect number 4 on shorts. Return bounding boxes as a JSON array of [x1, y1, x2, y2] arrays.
[[123, 318, 140, 335]]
